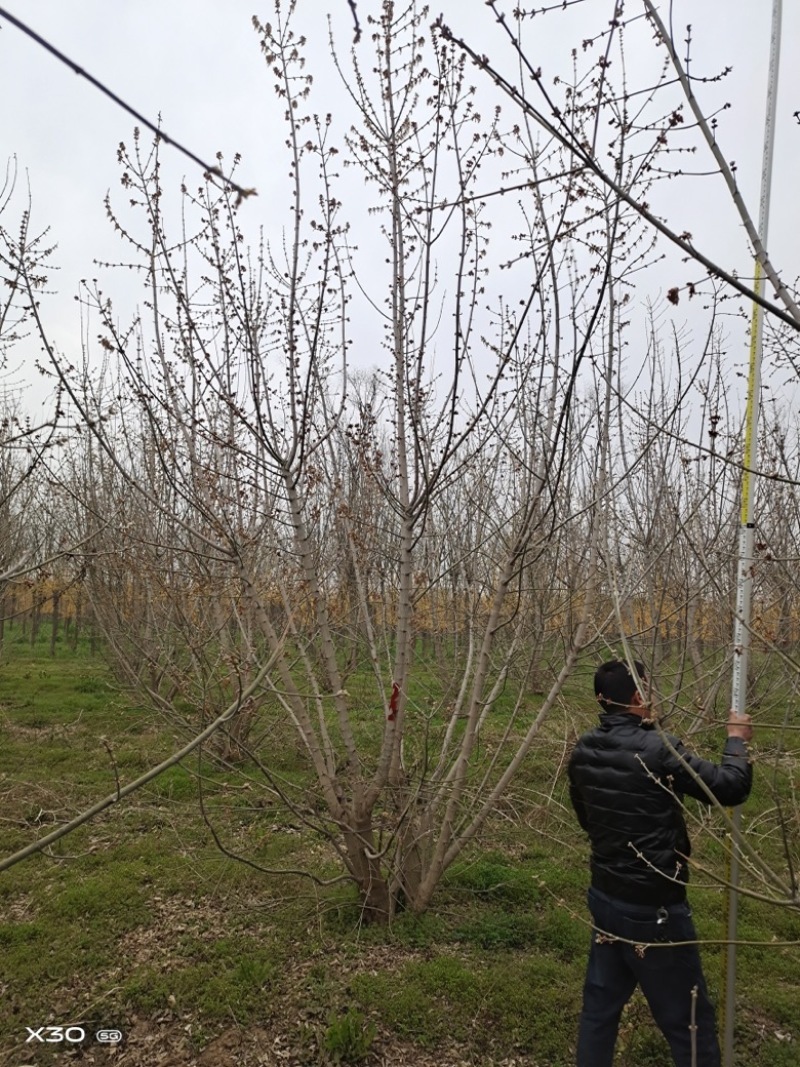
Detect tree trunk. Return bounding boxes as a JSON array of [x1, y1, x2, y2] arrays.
[[343, 814, 391, 924], [50, 590, 61, 657], [72, 587, 83, 651], [31, 595, 42, 647]]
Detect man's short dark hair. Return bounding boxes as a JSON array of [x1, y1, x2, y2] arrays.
[[594, 659, 647, 713]]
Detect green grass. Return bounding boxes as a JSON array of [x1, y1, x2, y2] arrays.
[[0, 634, 798, 1065], [122, 938, 281, 1022], [323, 1008, 377, 1063]]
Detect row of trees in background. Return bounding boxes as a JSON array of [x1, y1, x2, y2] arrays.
[[2, 1, 800, 919], [3, 394, 800, 684]]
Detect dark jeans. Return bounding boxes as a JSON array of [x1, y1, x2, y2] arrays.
[[576, 887, 720, 1067]]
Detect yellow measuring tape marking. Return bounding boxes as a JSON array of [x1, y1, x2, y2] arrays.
[[740, 258, 763, 526]]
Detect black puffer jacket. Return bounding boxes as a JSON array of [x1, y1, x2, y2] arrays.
[[568, 711, 752, 904]]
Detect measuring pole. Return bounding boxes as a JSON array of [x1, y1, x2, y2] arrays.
[[722, 2, 782, 1063]]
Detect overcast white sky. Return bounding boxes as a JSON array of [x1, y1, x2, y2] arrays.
[[1, 0, 798, 409]]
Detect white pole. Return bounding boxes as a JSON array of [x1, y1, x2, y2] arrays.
[[722, 2, 782, 1063]]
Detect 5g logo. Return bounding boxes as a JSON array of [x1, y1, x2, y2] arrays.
[[96, 1029, 124, 1043], [26, 1025, 86, 1043]]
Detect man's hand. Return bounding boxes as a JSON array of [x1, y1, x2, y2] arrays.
[[726, 710, 753, 743]]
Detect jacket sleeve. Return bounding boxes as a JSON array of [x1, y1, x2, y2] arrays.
[[663, 735, 752, 807], [567, 750, 590, 832]]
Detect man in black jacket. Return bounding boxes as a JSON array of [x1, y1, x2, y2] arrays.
[[568, 659, 753, 1067]]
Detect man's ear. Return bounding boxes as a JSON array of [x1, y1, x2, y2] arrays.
[[630, 690, 644, 708]]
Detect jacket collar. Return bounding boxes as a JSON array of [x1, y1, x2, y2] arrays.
[[598, 710, 653, 730]]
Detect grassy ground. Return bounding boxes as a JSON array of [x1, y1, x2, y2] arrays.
[[0, 632, 798, 1065]]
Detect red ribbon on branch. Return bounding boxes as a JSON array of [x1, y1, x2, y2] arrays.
[[387, 682, 400, 722]]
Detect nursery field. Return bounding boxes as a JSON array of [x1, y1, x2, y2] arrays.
[[0, 636, 798, 1066]]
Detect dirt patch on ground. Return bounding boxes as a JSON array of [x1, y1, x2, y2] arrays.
[[114, 894, 232, 971]]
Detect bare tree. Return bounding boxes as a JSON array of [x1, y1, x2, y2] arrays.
[[39, 1, 664, 920], [0, 161, 73, 638]]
